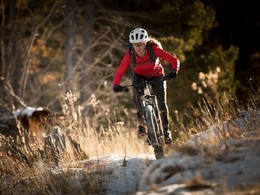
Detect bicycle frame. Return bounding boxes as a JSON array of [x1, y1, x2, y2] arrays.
[[121, 76, 171, 159]]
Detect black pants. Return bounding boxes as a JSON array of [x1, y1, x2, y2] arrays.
[[132, 73, 169, 131]]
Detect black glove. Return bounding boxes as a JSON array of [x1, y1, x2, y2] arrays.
[[113, 85, 123, 92], [167, 70, 178, 79]]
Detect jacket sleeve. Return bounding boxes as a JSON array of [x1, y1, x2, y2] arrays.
[[153, 45, 180, 71], [113, 51, 131, 85]]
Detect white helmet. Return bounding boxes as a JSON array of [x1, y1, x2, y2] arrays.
[[129, 28, 148, 43]]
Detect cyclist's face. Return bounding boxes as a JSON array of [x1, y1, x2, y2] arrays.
[[133, 42, 146, 56]]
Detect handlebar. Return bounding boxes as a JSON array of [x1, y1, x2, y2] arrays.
[[121, 75, 173, 93]]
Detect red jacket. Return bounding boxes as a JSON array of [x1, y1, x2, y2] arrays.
[[113, 45, 180, 85]]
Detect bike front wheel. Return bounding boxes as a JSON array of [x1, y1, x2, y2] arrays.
[[144, 105, 165, 159]]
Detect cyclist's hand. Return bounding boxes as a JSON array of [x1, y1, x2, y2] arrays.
[[113, 85, 124, 92], [166, 70, 178, 79]]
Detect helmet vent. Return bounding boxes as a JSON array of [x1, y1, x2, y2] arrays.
[[135, 33, 138, 40]]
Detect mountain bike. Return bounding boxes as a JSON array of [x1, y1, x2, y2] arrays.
[[121, 76, 171, 159]]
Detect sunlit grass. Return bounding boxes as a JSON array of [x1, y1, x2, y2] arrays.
[[0, 91, 259, 194], [0, 91, 154, 194]]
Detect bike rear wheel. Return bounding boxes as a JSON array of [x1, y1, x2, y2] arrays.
[[145, 105, 164, 159]]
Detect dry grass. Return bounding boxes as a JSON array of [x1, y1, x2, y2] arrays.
[[0, 91, 154, 194], [171, 92, 260, 149], [0, 91, 259, 194]]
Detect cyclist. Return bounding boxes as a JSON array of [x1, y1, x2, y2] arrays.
[[112, 28, 180, 144]]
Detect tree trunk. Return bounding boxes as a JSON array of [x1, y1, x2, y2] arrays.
[[0, 0, 23, 108], [64, 0, 77, 92], [80, 0, 94, 105]]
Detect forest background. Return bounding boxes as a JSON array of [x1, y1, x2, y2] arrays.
[[0, 0, 259, 131]]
